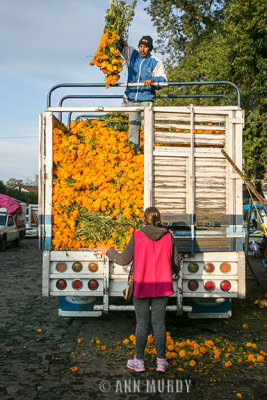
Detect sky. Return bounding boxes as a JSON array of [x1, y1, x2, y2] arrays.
[[0, 0, 159, 184]]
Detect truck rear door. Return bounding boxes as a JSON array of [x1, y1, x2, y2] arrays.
[[143, 105, 245, 253]]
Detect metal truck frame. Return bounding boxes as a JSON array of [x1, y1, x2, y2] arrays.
[[40, 82, 245, 318]]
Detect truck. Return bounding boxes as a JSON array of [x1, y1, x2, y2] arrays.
[[25, 204, 38, 238], [0, 194, 26, 250], [40, 81, 245, 318]]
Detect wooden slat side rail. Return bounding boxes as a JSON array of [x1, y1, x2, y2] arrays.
[[155, 132, 225, 146], [154, 123, 226, 131]]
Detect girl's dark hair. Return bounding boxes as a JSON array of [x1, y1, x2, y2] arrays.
[[144, 206, 162, 227]]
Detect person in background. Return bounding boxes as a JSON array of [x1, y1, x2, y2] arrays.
[[97, 206, 180, 373], [120, 35, 167, 154]]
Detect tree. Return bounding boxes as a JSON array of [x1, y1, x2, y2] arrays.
[[5, 178, 23, 190], [143, 0, 267, 178], [0, 180, 6, 194]]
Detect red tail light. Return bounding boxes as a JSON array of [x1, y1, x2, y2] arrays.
[[204, 281, 215, 291], [88, 279, 99, 290], [204, 263, 215, 273], [220, 280, 231, 292], [72, 280, 83, 290], [56, 279, 67, 290], [188, 280, 199, 291]]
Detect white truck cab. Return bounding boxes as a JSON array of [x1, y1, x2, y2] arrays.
[[0, 205, 26, 250]]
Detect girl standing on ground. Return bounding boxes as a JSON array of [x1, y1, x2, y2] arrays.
[[97, 206, 180, 373]]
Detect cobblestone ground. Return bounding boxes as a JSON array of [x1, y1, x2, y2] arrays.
[[0, 239, 266, 400]]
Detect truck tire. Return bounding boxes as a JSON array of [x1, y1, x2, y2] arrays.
[[14, 237, 21, 247], [0, 237, 7, 251]]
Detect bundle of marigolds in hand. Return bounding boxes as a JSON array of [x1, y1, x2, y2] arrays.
[[90, 0, 137, 87]]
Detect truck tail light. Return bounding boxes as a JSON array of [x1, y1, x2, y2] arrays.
[[188, 262, 199, 273], [72, 262, 83, 272], [220, 263, 231, 273], [56, 279, 67, 290], [188, 280, 199, 291], [204, 281, 215, 291], [220, 280, 231, 292], [88, 279, 99, 290], [56, 262, 67, 272], [72, 279, 83, 290], [204, 263, 215, 273], [89, 262, 98, 272]]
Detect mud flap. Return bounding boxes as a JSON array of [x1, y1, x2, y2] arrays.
[[186, 298, 232, 319], [58, 296, 103, 317]]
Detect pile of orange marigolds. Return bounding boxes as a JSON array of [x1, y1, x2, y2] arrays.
[[90, 29, 124, 87], [52, 119, 144, 250], [90, 332, 266, 368]]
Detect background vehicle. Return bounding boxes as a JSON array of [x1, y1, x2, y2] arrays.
[[0, 194, 26, 250], [40, 81, 245, 318], [26, 204, 38, 238]]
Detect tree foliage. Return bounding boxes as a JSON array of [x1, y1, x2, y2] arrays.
[[143, 0, 267, 178], [0, 180, 38, 204]]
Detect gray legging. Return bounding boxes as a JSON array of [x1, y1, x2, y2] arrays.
[[133, 296, 169, 360]]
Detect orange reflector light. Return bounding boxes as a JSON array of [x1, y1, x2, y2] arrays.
[[188, 280, 199, 291], [89, 262, 98, 272], [72, 262, 83, 272], [72, 279, 83, 290], [204, 263, 215, 273], [220, 263, 231, 273], [220, 280, 231, 292], [56, 279, 67, 290], [88, 279, 99, 290], [188, 262, 199, 273], [56, 262, 67, 273], [204, 281, 215, 291]]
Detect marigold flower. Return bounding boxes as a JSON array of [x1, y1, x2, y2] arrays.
[[189, 359, 196, 367], [179, 350, 186, 358], [248, 354, 255, 362]]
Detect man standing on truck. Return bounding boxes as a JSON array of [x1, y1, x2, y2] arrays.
[[120, 36, 167, 154]]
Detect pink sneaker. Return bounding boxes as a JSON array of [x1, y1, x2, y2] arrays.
[[156, 358, 168, 372], [127, 356, 145, 372]]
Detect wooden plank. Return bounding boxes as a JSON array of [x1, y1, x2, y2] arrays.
[[143, 104, 154, 209], [153, 147, 225, 157], [154, 123, 226, 131], [155, 113, 227, 124], [155, 132, 225, 146], [154, 106, 240, 113], [155, 197, 186, 203]]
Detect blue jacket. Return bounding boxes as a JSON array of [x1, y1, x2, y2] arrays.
[[121, 46, 167, 102]]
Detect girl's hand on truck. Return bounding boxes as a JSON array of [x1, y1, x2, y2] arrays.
[[172, 272, 180, 280], [95, 246, 110, 256]]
